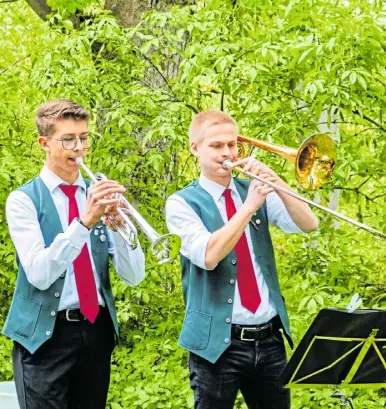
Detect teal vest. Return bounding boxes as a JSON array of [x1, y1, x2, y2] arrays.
[[2, 176, 119, 354], [176, 178, 293, 363]]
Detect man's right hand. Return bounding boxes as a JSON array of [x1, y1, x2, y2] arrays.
[[233, 158, 275, 214], [80, 180, 126, 229], [243, 178, 274, 214]]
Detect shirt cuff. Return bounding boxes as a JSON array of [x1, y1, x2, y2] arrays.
[[64, 218, 90, 249], [188, 233, 218, 270]]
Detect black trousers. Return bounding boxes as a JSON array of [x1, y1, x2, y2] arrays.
[[189, 325, 290, 409], [12, 307, 115, 409]]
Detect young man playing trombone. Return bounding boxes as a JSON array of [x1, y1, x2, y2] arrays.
[[165, 110, 319, 409], [3, 99, 145, 409]]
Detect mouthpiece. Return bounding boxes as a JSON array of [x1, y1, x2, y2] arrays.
[[75, 157, 84, 165], [222, 160, 233, 170]]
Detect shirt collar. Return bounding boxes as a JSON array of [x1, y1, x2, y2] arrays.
[[199, 174, 238, 202], [40, 164, 87, 193]]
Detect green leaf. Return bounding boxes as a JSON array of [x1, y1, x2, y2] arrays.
[[349, 72, 357, 84], [357, 74, 367, 90], [298, 47, 313, 64]]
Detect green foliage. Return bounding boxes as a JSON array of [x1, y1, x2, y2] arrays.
[[0, 0, 385, 407], [47, 0, 94, 15]]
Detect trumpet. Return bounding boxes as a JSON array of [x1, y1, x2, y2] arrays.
[[75, 158, 181, 264]]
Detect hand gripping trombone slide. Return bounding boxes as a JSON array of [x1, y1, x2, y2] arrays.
[[76, 157, 181, 264], [222, 160, 386, 240]]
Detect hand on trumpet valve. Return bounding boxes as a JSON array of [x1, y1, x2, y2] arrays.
[[81, 179, 126, 229], [103, 203, 131, 231]]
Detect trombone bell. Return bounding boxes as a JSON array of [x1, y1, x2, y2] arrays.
[[296, 134, 336, 190], [237, 133, 336, 190]]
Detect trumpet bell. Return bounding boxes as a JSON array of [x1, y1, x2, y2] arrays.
[[150, 234, 182, 264]]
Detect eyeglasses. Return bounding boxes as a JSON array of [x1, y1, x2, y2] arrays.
[[53, 136, 92, 150]]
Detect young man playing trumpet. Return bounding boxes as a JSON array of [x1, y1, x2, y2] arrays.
[[165, 110, 318, 409], [3, 99, 145, 409]]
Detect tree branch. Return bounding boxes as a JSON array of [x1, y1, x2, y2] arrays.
[[357, 177, 371, 189], [220, 89, 225, 111], [370, 192, 386, 201], [333, 186, 377, 203], [0, 54, 31, 76], [277, 88, 311, 106], [25, 0, 51, 20], [353, 110, 386, 133]]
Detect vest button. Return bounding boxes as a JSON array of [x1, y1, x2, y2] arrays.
[[230, 279, 235, 284], [226, 318, 231, 323], [224, 338, 230, 344], [46, 331, 51, 336], [51, 311, 56, 317], [60, 273, 65, 279], [54, 292, 60, 298], [256, 219, 261, 225], [228, 299, 233, 304], [231, 259, 237, 265]]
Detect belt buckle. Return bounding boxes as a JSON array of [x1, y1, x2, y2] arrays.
[[240, 323, 271, 341], [65, 309, 80, 322], [240, 327, 257, 341]]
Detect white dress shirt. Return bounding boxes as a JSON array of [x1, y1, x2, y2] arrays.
[[165, 174, 303, 326], [6, 165, 146, 311]]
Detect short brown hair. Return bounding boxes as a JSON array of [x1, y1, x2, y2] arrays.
[[35, 99, 89, 136], [189, 110, 238, 144]]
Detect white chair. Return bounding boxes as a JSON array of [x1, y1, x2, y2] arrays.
[[0, 381, 19, 409]]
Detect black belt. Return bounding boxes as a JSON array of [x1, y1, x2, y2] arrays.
[[57, 309, 86, 322], [231, 315, 281, 341]]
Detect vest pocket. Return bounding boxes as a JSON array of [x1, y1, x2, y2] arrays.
[[8, 294, 41, 339], [179, 309, 212, 350]]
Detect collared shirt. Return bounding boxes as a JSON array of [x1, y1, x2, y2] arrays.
[[6, 165, 146, 311], [165, 174, 302, 326]]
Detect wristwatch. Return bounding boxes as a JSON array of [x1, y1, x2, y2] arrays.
[[76, 217, 91, 231]]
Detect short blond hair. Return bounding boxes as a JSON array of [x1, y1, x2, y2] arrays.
[[189, 110, 238, 144]]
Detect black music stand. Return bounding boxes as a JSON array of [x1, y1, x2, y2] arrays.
[[280, 308, 386, 408]]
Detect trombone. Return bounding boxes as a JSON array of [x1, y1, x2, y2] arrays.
[[223, 134, 386, 240], [237, 133, 336, 190], [76, 158, 181, 264]]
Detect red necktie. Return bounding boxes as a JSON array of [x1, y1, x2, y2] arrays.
[[223, 189, 261, 313], [60, 185, 99, 323]]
